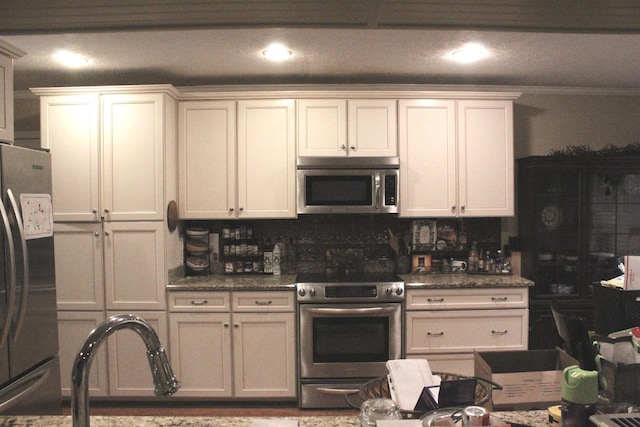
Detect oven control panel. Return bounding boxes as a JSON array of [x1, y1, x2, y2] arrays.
[[296, 282, 404, 303]]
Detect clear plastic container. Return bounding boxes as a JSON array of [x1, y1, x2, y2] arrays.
[[359, 398, 402, 426]]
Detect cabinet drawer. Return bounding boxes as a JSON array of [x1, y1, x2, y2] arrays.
[[406, 287, 528, 310], [169, 291, 231, 312], [232, 291, 295, 312], [406, 309, 528, 354]]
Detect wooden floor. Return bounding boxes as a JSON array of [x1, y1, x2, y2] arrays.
[[62, 401, 359, 417]]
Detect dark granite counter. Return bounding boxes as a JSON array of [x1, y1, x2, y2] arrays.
[[167, 273, 297, 292], [401, 273, 534, 289], [0, 410, 549, 426], [167, 271, 532, 292]]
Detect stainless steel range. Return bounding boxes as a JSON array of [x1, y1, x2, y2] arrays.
[[296, 273, 405, 409]]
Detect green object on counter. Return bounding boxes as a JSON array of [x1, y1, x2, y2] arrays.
[[562, 365, 598, 404]]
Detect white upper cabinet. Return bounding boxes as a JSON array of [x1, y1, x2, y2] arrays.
[[399, 99, 457, 217], [457, 99, 514, 217], [236, 99, 297, 218], [36, 87, 175, 222], [179, 99, 296, 219], [399, 98, 515, 217], [0, 40, 25, 144], [298, 99, 397, 157], [178, 100, 236, 218], [40, 94, 100, 222]]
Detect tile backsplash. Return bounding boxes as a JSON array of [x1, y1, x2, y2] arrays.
[[183, 215, 501, 275]]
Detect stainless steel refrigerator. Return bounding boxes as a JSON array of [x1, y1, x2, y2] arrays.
[[0, 144, 61, 414]]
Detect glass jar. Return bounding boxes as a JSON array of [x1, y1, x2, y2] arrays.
[[358, 398, 402, 427]]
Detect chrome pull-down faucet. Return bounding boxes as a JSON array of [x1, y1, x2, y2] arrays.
[[71, 314, 180, 427]]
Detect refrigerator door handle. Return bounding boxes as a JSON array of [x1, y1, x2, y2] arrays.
[[0, 198, 16, 349], [7, 189, 29, 342], [0, 360, 51, 413]]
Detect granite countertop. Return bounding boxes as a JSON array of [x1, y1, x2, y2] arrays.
[[167, 272, 532, 292], [400, 273, 534, 289], [0, 410, 549, 426]]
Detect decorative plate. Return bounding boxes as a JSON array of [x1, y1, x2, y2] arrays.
[[166, 200, 178, 232], [624, 174, 640, 195], [541, 205, 563, 228]]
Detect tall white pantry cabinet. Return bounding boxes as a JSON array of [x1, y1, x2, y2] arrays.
[[33, 85, 181, 397]]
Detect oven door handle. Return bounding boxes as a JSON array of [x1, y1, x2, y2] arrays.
[[315, 386, 360, 395], [307, 306, 397, 315]]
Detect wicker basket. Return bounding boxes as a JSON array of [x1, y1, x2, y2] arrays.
[[346, 372, 502, 419]]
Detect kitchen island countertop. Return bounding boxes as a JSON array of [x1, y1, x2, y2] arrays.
[[0, 410, 549, 426], [167, 272, 532, 292]]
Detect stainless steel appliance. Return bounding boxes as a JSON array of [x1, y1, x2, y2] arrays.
[[297, 157, 399, 214], [297, 273, 404, 408], [0, 144, 61, 414]]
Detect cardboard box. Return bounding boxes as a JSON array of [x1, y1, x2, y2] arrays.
[[625, 255, 640, 290], [474, 348, 578, 410]]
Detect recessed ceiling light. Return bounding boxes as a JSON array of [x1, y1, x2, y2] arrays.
[[261, 43, 292, 62], [53, 50, 90, 68], [449, 43, 489, 63]]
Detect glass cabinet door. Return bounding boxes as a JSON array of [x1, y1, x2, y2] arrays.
[[533, 169, 582, 298], [588, 173, 640, 289]]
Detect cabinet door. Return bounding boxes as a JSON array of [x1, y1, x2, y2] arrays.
[[168, 312, 233, 397], [458, 100, 514, 216], [232, 312, 296, 398], [106, 310, 168, 396], [57, 311, 108, 397], [178, 101, 236, 218], [53, 223, 105, 311], [297, 99, 347, 157], [406, 309, 528, 354], [237, 100, 296, 218], [41, 94, 101, 221], [0, 52, 13, 143], [398, 99, 457, 217], [101, 93, 165, 221], [104, 222, 166, 310], [348, 100, 397, 157]]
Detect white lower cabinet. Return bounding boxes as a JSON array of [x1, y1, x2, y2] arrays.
[[57, 311, 109, 397], [168, 291, 296, 399], [106, 310, 169, 396], [405, 287, 529, 376], [57, 310, 169, 398]]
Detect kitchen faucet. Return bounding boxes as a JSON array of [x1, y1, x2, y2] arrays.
[[71, 314, 180, 427]]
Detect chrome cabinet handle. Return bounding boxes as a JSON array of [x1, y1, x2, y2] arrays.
[[451, 206, 456, 213], [254, 300, 272, 305], [340, 144, 346, 150], [190, 300, 208, 305], [461, 205, 466, 213], [491, 296, 508, 302], [427, 331, 444, 336], [427, 298, 444, 302], [350, 145, 356, 151], [492, 330, 508, 335]]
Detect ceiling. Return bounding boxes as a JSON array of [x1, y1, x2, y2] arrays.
[[4, 1, 640, 93]]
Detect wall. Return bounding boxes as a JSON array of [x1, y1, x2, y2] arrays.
[[514, 93, 640, 158]]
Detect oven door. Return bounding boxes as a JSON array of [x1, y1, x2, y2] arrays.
[[299, 303, 402, 379]]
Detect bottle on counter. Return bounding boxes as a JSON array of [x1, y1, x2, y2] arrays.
[[484, 251, 493, 272], [561, 365, 598, 427], [272, 243, 281, 276], [468, 242, 479, 272]]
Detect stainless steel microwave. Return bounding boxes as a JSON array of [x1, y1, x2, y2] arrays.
[[296, 157, 399, 214]]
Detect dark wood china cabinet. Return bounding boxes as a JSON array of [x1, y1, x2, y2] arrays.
[[518, 155, 640, 349]]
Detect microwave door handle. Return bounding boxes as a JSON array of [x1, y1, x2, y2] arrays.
[[7, 189, 28, 342], [0, 198, 16, 349], [374, 175, 381, 210]]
